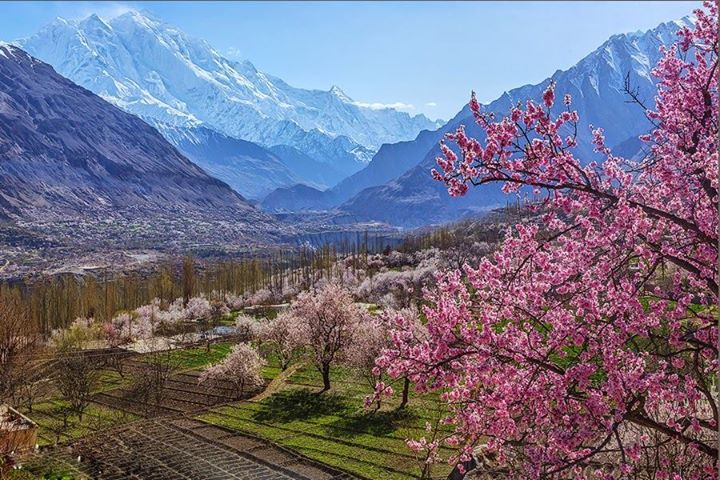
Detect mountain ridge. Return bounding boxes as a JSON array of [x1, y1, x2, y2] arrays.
[[332, 16, 693, 227], [15, 10, 442, 184]]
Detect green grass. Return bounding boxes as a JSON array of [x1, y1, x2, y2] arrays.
[[22, 400, 138, 446], [13, 449, 87, 479], [145, 342, 233, 370], [91, 370, 132, 394], [197, 360, 454, 480], [261, 363, 282, 381], [159, 340, 283, 380], [217, 310, 241, 326], [10, 466, 79, 480]]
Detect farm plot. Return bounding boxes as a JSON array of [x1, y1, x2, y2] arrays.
[[14, 448, 89, 479], [91, 366, 266, 417], [91, 343, 255, 417], [197, 362, 456, 480], [61, 417, 355, 480], [20, 399, 138, 447]]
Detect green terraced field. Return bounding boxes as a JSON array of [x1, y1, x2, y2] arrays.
[[198, 362, 455, 480]]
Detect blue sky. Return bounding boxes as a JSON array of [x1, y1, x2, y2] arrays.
[[1, 1, 700, 120]]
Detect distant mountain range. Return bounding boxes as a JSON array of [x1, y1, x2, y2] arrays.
[[16, 11, 441, 198], [0, 44, 278, 243], [263, 16, 692, 227], [1, 12, 693, 234], [261, 128, 443, 211]]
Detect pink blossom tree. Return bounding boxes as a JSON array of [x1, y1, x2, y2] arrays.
[[258, 312, 300, 371], [345, 312, 388, 409], [292, 283, 362, 392], [378, 5, 718, 478], [184, 297, 212, 322], [234, 314, 262, 341], [198, 342, 266, 398], [377, 306, 428, 410]]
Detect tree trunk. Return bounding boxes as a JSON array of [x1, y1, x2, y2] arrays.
[[320, 365, 331, 393], [399, 377, 410, 409], [447, 456, 478, 480]]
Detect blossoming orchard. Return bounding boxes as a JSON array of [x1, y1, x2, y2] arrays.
[[378, 3, 718, 478], [0, 3, 717, 479]]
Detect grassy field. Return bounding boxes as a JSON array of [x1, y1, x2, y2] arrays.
[[12, 454, 87, 480], [198, 360, 455, 480], [9, 468, 78, 480], [21, 400, 138, 447], [146, 341, 233, 370]]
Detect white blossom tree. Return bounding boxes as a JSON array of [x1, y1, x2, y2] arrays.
[[199, 343, 265, 398]]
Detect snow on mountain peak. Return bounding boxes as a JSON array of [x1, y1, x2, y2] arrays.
[[329, 85, 353, 102], [15, 10, 442, 161]]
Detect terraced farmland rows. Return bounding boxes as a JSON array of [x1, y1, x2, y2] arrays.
[[90, 360, 264, 417], [66, 418, 356, 479]]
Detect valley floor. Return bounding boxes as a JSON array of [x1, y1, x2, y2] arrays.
[[16, 339, 451, 480]]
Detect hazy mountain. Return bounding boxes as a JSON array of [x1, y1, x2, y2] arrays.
[[150, 122, 300, 199], [329, 128, 444, 203], [0, 45, 277, 242], [262, 184, 340, 212], [260, 128, 444, 212], [269, 145, 347, 190], [16, 11, 442, 185], [336, 17, 692, 227]]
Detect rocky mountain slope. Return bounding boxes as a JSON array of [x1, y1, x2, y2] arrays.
[[150, 122, 300, 199], [0, 45, 279, 243]]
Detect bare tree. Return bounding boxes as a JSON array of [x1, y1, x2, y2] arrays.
[[0, 294, 40, 406], [52, 318, 103, 421], [54, 348, 98, 422], [182, 256, 194, 308], [129, 348, 180, 416]]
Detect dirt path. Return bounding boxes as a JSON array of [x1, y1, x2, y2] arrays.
[[251, 362, 305, 403]]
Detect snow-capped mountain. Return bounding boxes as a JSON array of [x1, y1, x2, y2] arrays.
[[333, 17, 693, 227], [16, 11, 441, 180], [0, 44, 270, 227]]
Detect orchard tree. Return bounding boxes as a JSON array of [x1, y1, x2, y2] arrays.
[[292, 283, 361, 392], [234, 314, 262, 341], [346, 313, 388, 410], [182, 256, 194, 307], [184, 297, 212, 322], [377, 5, 718, 479], [198, 343, 265, 398], [377, 306, 427, 410], [52, 318, 103, 421], [258, 312, 299, 371]]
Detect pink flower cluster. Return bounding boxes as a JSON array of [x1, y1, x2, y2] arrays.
[[385, 4, 718, 478]]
